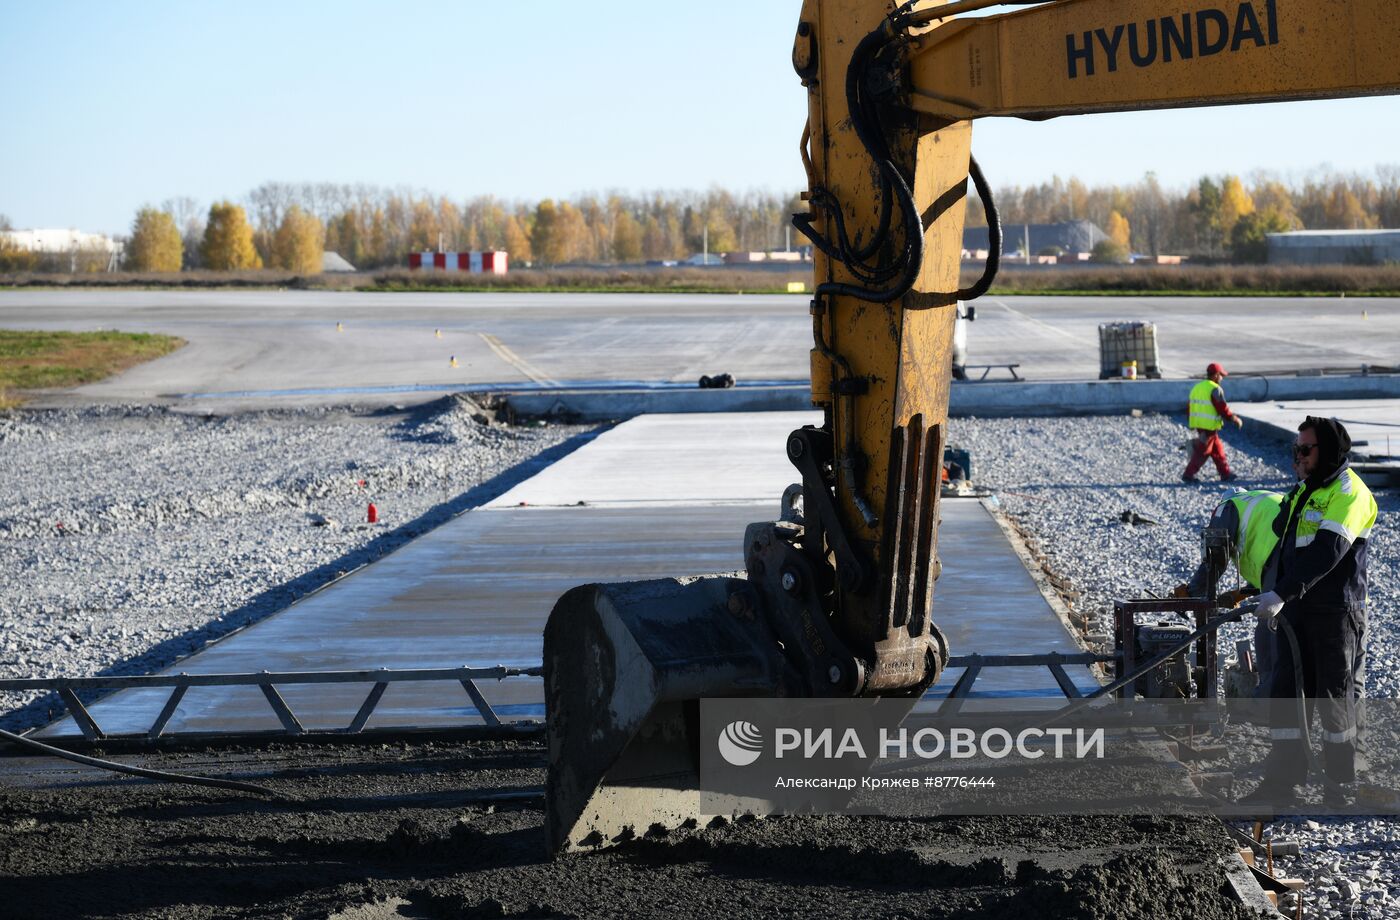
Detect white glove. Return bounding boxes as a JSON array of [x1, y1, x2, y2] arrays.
[[1249, 591, 1285, 628]]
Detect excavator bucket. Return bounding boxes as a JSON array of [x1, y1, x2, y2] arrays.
[[542, 574, 795, 854]]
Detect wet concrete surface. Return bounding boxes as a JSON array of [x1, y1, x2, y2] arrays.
[[1238, 397, 1400, 460], [39, 498, 1089, 738], [484, 410, 822, 507], [0, 739, 1263, 920], [36, 410, 1093, 739]]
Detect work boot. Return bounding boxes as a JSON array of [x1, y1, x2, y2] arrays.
[[1323, 783, 1355, 810], [1182, 473, 1198, 483], [1237, 779, 1300, 810], [1220, 472, 1238, 482]]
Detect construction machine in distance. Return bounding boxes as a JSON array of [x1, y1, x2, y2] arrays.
[[542, 0, 1400, 853]]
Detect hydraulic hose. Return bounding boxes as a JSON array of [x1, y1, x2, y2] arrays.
[[956, 156, 1001, 301], [1273, 614, 1348, 797], [792, 10, 1001, 307], [0, 726, 283, 798]]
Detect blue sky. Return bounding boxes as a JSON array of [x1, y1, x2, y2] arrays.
[[3, 1, 1398, 235]]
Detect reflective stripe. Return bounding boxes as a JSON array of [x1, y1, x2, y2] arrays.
[[1323, 726, 1357, 743], [1271, 727, 1303, 740], [1319, 519, 1357, 543]]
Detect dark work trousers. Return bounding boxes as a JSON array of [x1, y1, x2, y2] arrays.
[[1264, 604, 1363, 786], [1258, 612, 1369, 764], [1184, 431, 1231, 478], [1253, 618, 1277, 694]]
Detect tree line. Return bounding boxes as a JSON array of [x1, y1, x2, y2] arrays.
[[119, 185, 806, 273], [965, 167, 1400, 262], [3, 166, 1397, 273]]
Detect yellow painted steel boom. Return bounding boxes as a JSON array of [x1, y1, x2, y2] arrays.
[[540, 0, 1400, 854]]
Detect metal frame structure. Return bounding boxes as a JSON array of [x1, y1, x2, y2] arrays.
[[937, 650, 1114, 714], [0, 665, 540, 742], [1114, 598, 1221, 700]]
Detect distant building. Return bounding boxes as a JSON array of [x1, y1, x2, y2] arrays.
[[0, 228, 122, 255], [408, 251, 508, 273], [963, 219, 1108, 259], [1, 228, 122, 272], [1267, 229, 1400, 265], [683, 253, 725, 266], [722, 250, 809, 264], [322, 251, 356, 273]]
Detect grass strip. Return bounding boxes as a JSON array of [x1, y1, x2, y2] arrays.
[[0, 330, 184, 407]]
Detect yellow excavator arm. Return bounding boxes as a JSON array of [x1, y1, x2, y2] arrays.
[[795, 0, 1400, 703], [541, 0, 1400, 853], [907, 0, 1400, 120]]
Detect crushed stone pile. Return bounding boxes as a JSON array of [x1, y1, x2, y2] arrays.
[[0, 397, 591, 731]]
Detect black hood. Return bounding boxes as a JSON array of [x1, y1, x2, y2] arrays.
[[1303, 415, 1352, 488]]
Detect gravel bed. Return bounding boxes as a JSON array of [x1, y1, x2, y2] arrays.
[[951, 412, 1400, 920], [0, 397, 593, 732]]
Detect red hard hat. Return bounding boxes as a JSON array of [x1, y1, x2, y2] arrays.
[[1206, 362, 1227, 377]]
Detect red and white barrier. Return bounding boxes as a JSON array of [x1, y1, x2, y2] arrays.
[[407, 251, 508, 273]]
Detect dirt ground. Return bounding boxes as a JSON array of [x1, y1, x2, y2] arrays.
[[0, 737, 1265, 920]]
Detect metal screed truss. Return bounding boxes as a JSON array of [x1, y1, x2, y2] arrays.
[[0, 665, 541, 743]]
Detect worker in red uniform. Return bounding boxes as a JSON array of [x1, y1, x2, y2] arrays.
[[1183, 362, 1243, 483]]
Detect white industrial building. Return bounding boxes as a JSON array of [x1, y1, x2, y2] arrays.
[[1, 228, 123, 272], [1, 228, 122, 255], [1266, 229, 1400, 265]]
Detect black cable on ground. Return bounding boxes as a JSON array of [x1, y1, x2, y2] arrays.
[[0, 726, 284, 799]]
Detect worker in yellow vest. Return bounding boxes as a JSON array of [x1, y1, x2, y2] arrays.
[[1175, 488, 1285, 683], [1183, 362, 1243, 483], [1242, 417, 1377, 807]]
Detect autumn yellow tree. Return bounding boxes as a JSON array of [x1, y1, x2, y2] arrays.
[[1251, 179, 1299, 227], [125, 208, 183, 272], [200, 202, 262, 270], [271, 205, 324, 273], [1219, 176, 1255, 239], [503, 214, 532, 263], [556, 202, 588, 263], [612, 210, 643, 263], [1106, 210, 1132, 249], [531, 200, 561, 266], [641, 215, 667, 261], [1324, 184, 1378, 229]]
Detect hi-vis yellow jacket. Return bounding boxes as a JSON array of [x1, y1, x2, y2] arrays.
[[1189, 379, 1226, 431], [1271, 465, 1378, 611]]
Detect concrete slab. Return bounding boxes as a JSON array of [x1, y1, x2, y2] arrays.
[[487, 411, 821, 508], [40, 498, 1089, 738], [1237, 398, 1400, 459], [40, 413, 1092, 739], [501, 374, 1400, 422]]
